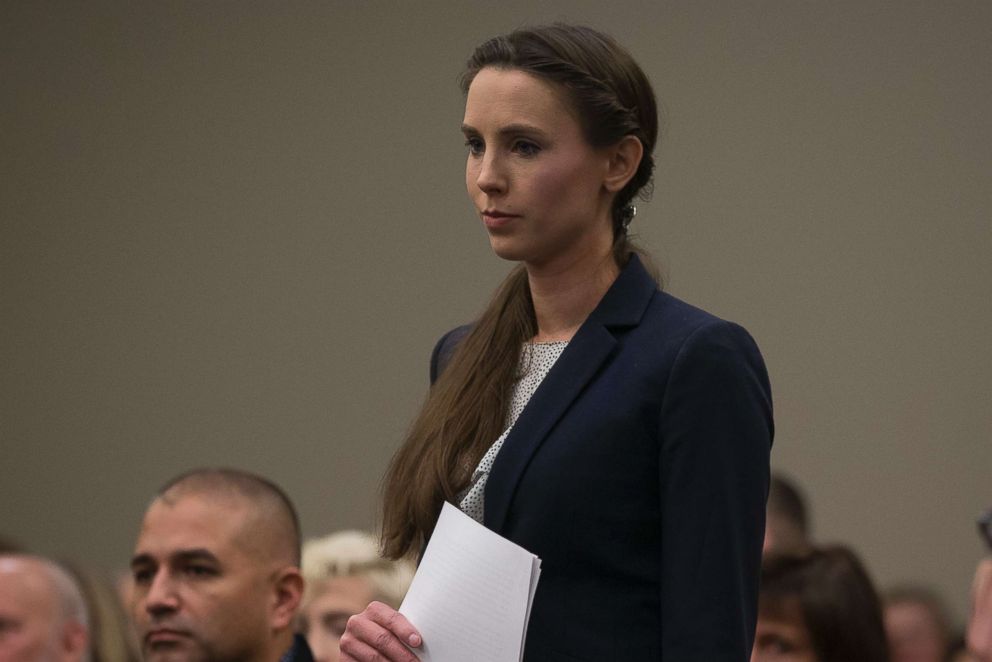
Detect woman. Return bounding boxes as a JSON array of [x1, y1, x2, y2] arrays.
[[298, 531, 414, 662], [751, 547, 890, 662], [341, 24, 773, 661]]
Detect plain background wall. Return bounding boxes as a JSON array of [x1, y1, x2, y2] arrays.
[[2, 1, 989, 624]]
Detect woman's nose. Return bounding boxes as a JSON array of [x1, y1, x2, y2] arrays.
[[475, 152, 506, 194]]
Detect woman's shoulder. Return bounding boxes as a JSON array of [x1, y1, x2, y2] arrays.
[[646, 289, 749, 334], [429, 323, 473, 383], [637, 290, 766, 369]]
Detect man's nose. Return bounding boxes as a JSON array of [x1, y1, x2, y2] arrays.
[[144, 571, 179, 615]]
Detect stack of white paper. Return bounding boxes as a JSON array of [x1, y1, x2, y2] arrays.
[[399, 502, 542, 662]]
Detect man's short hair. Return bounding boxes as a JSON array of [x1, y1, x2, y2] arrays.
[[45, 558, 91, 635], [155, 467, 302, 566]]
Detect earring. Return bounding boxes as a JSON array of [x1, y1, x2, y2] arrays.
[[620, 205, 637, 230]]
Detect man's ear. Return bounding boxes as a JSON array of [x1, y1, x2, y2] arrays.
[[604, 135, 644, 194], [60, 620, 88, 662], [270, 567, 304, 630]]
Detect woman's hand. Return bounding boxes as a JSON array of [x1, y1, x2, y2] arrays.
[[339, 601, 423, 662]]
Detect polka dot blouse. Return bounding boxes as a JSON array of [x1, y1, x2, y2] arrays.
[[458, 340, 569, 523]]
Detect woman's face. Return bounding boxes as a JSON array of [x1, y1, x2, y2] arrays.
[[751, 604, 818, 662], [300, 576, 375, 662], [461, 67, 616, 270]]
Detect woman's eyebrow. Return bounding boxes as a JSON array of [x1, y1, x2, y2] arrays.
[[460, 123, 548, 138]]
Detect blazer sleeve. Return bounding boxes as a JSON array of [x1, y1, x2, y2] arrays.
[[429, 324, 472, 385], [657, 320, 773, 659]]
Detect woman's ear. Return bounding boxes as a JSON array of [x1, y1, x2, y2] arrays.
[[604, 135, 644, 193]]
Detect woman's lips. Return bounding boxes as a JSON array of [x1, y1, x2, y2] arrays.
[[482, 210, 520, 230]]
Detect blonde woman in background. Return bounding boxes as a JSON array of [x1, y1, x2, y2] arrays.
[[299, 531, 414, 662]]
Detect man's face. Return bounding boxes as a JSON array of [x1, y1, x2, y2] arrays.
[[130, 494, 275, 662], [885, 600, 947, 662], [0, 559, 62, 662]]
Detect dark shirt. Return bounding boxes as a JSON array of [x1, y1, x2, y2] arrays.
[[280, 634, 315, 662]]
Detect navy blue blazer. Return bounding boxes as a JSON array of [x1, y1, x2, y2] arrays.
[[430, 254, 773, 661]]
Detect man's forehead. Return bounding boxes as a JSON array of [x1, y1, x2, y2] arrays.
[[135, 493, 253, 557], [0, 559, 54, 614]]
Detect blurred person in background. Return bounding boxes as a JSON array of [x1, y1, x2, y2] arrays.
[[0, 554, 91, 662], [298, 531, 414, 662], [964, 558, 992, 662], [751, 546, 889, 662], [884, 584, 954, 662], [764, 472, 811, 556], [0, 537, 24, 554], [65, 563, 140, 662]]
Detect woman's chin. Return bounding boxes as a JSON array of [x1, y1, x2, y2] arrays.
[[487, 238, 529, 263]]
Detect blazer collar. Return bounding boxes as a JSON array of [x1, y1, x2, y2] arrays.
[[584, 252, 657, 329], [483, 253, 658, 533]]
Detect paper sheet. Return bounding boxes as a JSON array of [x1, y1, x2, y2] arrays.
[[399, 502, 542, 662]]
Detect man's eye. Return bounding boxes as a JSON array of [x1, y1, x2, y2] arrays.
[[464, 137, 484, 156], [185, 565, 216, 578], [0, 617, 23, 634], [132, 569, 153, 585]]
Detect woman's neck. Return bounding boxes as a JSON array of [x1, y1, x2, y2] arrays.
[[527, 247, 620, 343]]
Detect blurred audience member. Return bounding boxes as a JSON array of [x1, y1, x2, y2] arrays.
[[884, 584, 953, 662], [751, 546, 889, 662], [966, 558, 992, 662], [765, 472, 811, 555], [129, 468, 313, 662], [299, 531, 414, 662], [949, 636, 978, 662], [66, 563, 140, 662], [0, 554, 91, 662], [0, 536, 24, 554]]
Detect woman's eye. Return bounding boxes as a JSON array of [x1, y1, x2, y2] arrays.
[[768, 637, 795, 653], [513, 140, 541, 156], [321, 614, 350, 638], [464, 138, 484, 156]]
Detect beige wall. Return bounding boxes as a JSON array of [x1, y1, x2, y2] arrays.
[[2, 1, 989, 624]]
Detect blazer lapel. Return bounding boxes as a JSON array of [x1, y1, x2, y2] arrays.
[[483, 254, 657, 533]]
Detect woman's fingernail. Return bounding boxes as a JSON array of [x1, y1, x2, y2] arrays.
[[408, 633, 422, 647]]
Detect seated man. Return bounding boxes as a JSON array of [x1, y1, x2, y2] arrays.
[[968, 558, 992, 661], [764, 472, 812, 556], [0, 553, 90, 662], [129, 468, 312, 662], [884, 584, 953, 662]]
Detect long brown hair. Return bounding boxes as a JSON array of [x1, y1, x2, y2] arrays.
[[380, 24, 659, 559]]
